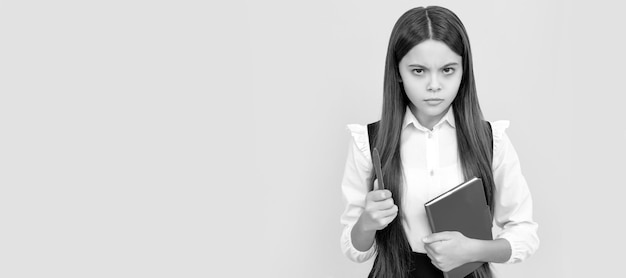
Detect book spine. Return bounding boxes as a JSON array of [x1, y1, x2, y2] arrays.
[[425, 207, 438, 233]]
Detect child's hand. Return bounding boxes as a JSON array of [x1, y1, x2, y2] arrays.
[[422, 231, 477, 272], [358, 179, 398, 232]]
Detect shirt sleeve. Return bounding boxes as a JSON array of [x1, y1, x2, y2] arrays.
[[490, 121, 540, 264], [339, 124, 377, 262]]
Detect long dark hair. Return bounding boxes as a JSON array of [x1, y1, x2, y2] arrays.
[[370, 6, 495, 278]]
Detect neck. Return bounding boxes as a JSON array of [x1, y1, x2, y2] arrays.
[[409, 106, 450, 130]]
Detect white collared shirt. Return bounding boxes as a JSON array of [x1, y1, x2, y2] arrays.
[[340, 107, 539, 264]]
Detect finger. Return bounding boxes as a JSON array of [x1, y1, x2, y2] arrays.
[[423, 243, 443, 257], [378, 213, 398, 227], [377, 205, 398, 219], [368, 189, 392, 202], [424, 247, 435, 262], [371, 198, 395, 210], [423, 242, 434, 255], [373, 179, 380, 191], [367, 196, 395, 212], [371, 206, 397, 221], [423, 249, 442, 269], [422, 231, 452, 244], [424, 248, 432, 259], [431, 260, 443, 270]]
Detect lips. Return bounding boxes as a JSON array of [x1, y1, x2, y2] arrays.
[[424, 98, 444, 105]]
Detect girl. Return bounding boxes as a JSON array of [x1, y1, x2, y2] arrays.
[[340, 6, 539, 278]]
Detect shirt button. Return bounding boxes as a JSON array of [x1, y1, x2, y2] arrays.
[[430, 170, 434, 176], [428, 133, 432, 139]]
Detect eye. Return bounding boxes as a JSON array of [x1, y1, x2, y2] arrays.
[[412, 68, 424, 75], [443, 67, 455, 74]]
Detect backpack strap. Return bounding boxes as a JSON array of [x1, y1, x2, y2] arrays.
[[486, 121, 493, 155]]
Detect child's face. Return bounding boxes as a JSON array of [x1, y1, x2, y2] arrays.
[[398, 39, 463, 127]]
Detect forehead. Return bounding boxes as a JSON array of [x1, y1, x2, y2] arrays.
[[400, 39, 462, 67]]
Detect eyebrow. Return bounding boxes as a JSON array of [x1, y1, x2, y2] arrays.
[[408, 62, 460, 68]]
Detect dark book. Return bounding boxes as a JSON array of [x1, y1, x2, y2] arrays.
[[424, 177, 493, 278]]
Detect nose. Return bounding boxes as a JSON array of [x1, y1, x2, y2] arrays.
[[427, 73, 441, 92]]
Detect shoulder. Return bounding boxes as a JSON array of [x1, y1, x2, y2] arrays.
[[487, 120, 511, 154], [346, 124, 372, 160], [488, 120, 510, 138]]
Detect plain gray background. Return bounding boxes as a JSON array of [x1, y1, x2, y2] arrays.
[[1, 0, 625, 277]]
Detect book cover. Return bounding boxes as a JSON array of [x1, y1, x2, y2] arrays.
[[424, 177, 493, 278]]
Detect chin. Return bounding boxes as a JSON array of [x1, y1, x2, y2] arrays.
[[421, 106, 448, 116]]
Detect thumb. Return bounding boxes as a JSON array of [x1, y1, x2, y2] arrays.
[[373, 179, 380, 191], [422, 232, 453, 244]]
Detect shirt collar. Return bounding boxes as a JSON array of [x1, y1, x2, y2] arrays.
[[402, 106, 456, 130]]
